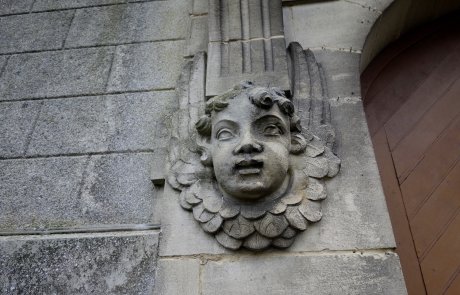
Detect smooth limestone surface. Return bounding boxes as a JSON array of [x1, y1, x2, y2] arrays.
[[201, 253, 406, 295]]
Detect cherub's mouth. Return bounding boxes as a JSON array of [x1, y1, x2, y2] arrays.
[[235, 159, 264, 175]]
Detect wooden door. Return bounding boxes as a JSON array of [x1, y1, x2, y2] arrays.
[[362, 13, 460, 295]]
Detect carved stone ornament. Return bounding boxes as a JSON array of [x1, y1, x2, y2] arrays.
[[167, 43, 340, 251]]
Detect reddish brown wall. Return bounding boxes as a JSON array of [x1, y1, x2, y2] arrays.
[[362, 12, 460, 295]]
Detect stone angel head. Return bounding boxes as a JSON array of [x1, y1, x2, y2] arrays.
[[168, 45, 340, 251]]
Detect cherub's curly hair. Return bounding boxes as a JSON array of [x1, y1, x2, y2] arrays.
[[195, 81, 301, 136]]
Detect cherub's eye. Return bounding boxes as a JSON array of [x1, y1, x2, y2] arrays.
[[216, 129, 235, 140], [263, 125, 283, 136]]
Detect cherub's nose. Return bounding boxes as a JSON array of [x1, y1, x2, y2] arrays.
[[233, 131, 263, 154]]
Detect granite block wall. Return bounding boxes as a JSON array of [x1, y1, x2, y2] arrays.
[[0, 0, 189, 293]]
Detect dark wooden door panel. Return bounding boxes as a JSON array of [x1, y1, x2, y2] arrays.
[[364, 24, 460, 106], [362, 12, 460, 295], [421, 211, 460, 295], [445, 272, 460, 295], [364, 23, 460, 137], [371, 127, 427, 295], [399, 113, 460, 217], [385, 43, 460, 150], [392, 78, 460, 181], [410, 160, 460, 258]]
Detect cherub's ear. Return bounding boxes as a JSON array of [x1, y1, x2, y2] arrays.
[[195, 116, 213, 166], [196, 135, 213, 166], [290, 133, 307, 154], [198, 146, 213, 166]]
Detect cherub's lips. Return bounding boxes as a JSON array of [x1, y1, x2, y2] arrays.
[[235, 159, 264, 175]]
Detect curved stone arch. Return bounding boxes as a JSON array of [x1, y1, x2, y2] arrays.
[[360, 0, 460, 72]]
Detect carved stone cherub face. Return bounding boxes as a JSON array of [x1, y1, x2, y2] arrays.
[[196, 82, 306, 202], [211, 92, 291, 201]]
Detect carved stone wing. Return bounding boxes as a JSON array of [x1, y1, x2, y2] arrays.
[[167, 52, 212, 191], [287, 42, 341, 217]]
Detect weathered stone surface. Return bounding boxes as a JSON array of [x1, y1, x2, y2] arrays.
[[0, 47, 114, 101], [32, 0, 124, 11], [0, 231, 159, 294], [360, 0, 411, 70], [311, 49, 361, 99], [0, 55, 8, 73], [291, 1, 378, 51], [26, 91, 175, 156], [0, 153, 158, 230], [67, 153, 158, 225], [206, 38, 290, 96], [154, 258, 200, 295], [289, 99, 396, 252], [202, 253, 407, 295], [107, 41, 185, 92], [0, 100, 42, 158], [0, 0, 34, 15], [151, 148, 167, 185], [206, 0, 290, 96], [65, 1, 188, 48], [345, 0, 394, 12], [208, 0, 284, 42], [0, 11, 73, 54], [185, 16, 209, 57], [373, 0, 411, 54], [282, 7, 295, 45], [0, 156, 86, 230], [191, 0, 208, 15], [159, 184, 229, 256]]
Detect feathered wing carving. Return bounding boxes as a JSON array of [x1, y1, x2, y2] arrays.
[[168, 52, 213, 192], [286, 42, 341, 239], [288, 41, 341, 193], [167, 45, 340, 251]]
